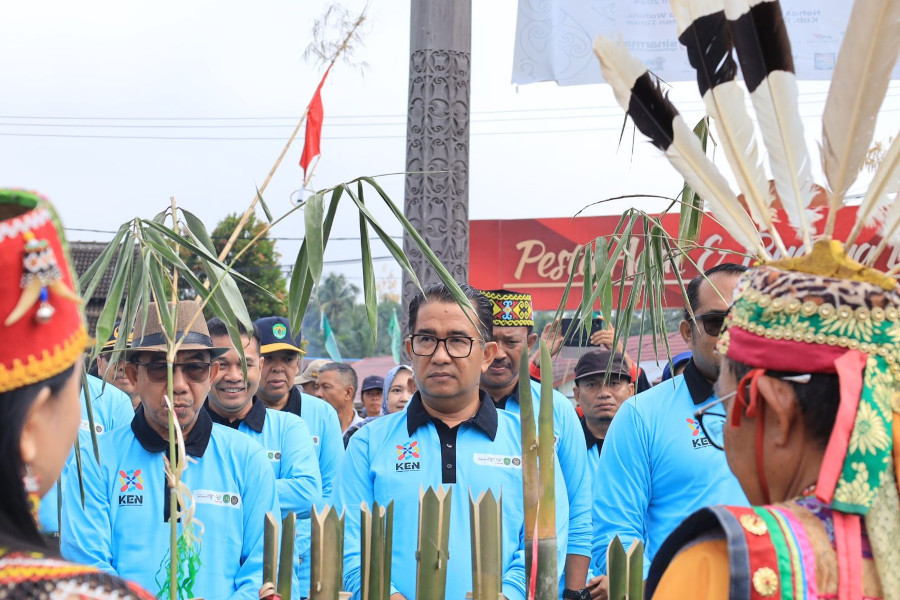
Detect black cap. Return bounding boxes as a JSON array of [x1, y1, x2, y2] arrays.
[[361, 375, 384, 393], [574, 349, 632, 382]]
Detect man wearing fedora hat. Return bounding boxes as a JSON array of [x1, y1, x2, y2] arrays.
[[253, 315, 343, 597], [62, 300, 280, 600]]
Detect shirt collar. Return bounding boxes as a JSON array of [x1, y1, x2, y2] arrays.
[[579, 415, 604, 450], [131, 404, 213, 457], [204, 397, 266, 433], [406, 389, 498, 440], [283, 386, 303, 414], [683, 359, 715, 405]]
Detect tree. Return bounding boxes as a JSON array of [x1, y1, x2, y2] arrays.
[[317, 272, 359, 329], [183, 213, 288, 319]]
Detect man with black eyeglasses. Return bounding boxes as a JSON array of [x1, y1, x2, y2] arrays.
[[590, 264, 748, 593], [62, 301, 279, 600], [335, 282, 553, 600]]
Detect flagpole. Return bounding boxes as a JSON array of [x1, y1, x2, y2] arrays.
[[217, 108, 311, 262], [217, 9, 367, 263]]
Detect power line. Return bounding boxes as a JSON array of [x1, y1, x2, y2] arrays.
[[2, 88, 895, 122], [64, 227, 403, 241]]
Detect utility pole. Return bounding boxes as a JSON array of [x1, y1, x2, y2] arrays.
[[401, 0, 472, 333]]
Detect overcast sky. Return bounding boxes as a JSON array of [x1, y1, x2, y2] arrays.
[[2, 0, 898, 297]]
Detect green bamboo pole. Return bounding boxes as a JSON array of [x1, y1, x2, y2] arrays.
[[309, 506, 345, 600], [166, 354, 177, 600], [360, 501, 393, 600], [517, 351, 540, 593], [263, 512, 279, 589], [627, 540, 644, 600], [469, 490, 503, 600], [535, 341, 558, 600], [606, 537, 627, 600], [278, 512, 297, 600], [415, 486, 452, 599]]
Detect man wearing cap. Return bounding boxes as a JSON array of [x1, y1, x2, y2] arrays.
[[479, 289, 592, 596], [359, 374, 384, 418], [295, 358, 329, 395], [205, 317, 322, 600], [337, 282, 555, 600], [61, 301, 279, 600], [592, 264, 748, 583], [253, 315, 343, 597], [571, 350, 634, 597], [573, 350, 634, 465]]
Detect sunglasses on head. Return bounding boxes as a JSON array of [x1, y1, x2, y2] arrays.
[[692, 312, 727, 337], [132, 361, 212, 383]]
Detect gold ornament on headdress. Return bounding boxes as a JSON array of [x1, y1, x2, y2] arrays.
[[4, 230, 81, 326]]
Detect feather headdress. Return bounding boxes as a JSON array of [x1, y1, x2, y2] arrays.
[[594, 0, 900, 597], [595, 0, 900, 264]]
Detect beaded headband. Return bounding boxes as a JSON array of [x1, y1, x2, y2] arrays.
[[481, 289, 534, 328]]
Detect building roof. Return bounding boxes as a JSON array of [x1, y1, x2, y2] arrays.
[[69, 241, 128, 334]]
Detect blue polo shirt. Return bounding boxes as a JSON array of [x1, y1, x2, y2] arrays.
[[336, 391, 534, 600], [61, 407, 279, 600], [496, 379, 592, 580], [591, 361, 747, 578], [206, 398, 322, 600], [40, 374, 135, 534], [274, 386, 344, 596]]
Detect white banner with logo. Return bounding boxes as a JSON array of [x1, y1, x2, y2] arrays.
[[512, 0, 900, 86]]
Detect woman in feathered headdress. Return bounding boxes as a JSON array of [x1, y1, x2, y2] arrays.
[[593, 0, 900, 597], [0, 189, 153, 599]]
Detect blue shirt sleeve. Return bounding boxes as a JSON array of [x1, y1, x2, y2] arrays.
[[501, 519, 527, 600], [317, 403, 344, 504], [60, 435, 117, 575], [231, 446, 281, 600], [552, 390, 592, 559], [276, 415, 322, 519], [334, 428, 404, 599], [591, 402, 652, 578]]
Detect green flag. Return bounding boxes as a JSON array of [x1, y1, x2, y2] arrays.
[[322, 312, 342, 362], [388, 308, 402, 364]]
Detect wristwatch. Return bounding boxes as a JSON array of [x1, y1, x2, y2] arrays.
[[563, 588, 591, 600]]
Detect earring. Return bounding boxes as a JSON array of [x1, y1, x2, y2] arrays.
[[23, 465, 41, 525]]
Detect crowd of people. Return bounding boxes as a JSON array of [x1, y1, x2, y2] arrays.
[[1, 187, 891, 600]]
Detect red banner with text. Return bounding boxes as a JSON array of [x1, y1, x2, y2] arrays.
[[469, 208, 898, 310]]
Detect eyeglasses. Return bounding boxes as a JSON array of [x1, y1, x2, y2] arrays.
[[695, 390, 734, 450], [132, 361, 212, 383], [697, 372, 812, 450], [409, 334, 477, 358], [692, 312, 727, 337]]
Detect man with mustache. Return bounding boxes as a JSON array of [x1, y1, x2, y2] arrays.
[[479, 289, 592, 599], [62, 301, 278, 599], [205, 318, 322, 599], [253, 315, 343, 597]]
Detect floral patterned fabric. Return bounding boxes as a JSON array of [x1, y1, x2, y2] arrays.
[[721, 263, 899, 516]]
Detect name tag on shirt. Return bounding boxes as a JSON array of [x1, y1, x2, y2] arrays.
[[80, 419, 104, 434], [473, 453, 522, 469], [194, 489, 242, 509]]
